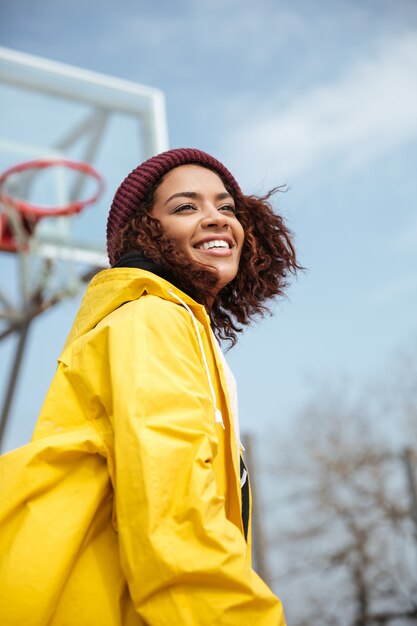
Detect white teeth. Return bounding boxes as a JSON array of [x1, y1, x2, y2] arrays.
[[199, 239, 230, 250]]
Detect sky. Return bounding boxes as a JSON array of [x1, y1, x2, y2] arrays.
[[1, 0, 417, 453]]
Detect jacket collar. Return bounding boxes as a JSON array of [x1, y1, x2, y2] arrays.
[[112, 252, 177, 287]]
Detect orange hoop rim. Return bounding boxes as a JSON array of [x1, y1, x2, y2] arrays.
[[0, 158, 105, 218]]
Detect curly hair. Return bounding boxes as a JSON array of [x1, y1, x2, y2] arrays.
[[111, 168, 302, 346]]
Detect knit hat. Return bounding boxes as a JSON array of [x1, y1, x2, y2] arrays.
[[106, 147, 241, 265]]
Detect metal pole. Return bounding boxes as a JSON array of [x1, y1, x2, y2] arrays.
[[242, 432, 273, 585], [56, 109, 109, 202], [402, 447, 417, 543], [0, 267, 96, 448], [0, 319, 31, 448]]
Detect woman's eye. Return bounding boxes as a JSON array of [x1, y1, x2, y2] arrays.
[[219, 204, 237, 214], [173, 203, 196, 213]]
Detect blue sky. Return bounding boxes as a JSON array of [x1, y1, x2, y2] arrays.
[[1, 0, 417, 451]]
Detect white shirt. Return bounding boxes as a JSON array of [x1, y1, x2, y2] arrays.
[[212, 334, 241, 459]]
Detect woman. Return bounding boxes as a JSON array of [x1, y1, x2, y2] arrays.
[[0, 148, 300, 625]]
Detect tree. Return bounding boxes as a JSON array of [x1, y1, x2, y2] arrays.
[[260, 347, 417, 626]]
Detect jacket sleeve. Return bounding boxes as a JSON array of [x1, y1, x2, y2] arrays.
[[96, 296, 285, 625]]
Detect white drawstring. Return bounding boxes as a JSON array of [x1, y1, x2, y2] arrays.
[[169, 291, 225, 428]]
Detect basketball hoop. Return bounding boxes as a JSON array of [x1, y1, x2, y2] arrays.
[[0, 158, 104, 252], [0, 158, 104, 218]]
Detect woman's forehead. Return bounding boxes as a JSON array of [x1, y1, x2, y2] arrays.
[[155, 164, 227, 200]]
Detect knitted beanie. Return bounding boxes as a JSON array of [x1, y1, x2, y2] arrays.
[[106, 147, 241, 265]]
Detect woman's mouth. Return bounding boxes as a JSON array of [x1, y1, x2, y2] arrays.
[[196, 239, 231, 250], [193, 238, 234, 256]]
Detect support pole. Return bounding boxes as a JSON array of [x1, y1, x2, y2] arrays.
[[402, 447, 417, 544], [0, 266, 98, 447], [242, 432, 272, 585], [0, 319, 31, 448]]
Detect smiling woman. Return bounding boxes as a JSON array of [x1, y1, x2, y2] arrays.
[[111, 149, 300, 344], [151, 165, 245, 297], [0, 148, 300, 626]]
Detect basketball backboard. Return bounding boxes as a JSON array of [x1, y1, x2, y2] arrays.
[[0, 46, 168, 267]]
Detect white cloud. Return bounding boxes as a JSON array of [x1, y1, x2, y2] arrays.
[[224, 32, 417, 183], [114, 2, 308, 73]]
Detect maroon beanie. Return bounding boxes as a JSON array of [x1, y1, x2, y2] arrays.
[[106, 147, 241, 265]]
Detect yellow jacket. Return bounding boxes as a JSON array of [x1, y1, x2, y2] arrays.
[[0, 268, 285, 625]]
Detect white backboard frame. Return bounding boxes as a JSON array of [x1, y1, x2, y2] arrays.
[[0, 46, 169, 266]]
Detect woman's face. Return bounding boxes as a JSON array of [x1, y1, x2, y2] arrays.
[[151, 164, 245, 293]]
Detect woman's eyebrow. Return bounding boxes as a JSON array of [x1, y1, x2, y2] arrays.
[[165, 191, 233, 205]]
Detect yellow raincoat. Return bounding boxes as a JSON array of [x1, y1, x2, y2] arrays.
[[0, 268, 285, 625]]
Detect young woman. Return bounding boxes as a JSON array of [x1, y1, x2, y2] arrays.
[[0, 148, 300, 625]]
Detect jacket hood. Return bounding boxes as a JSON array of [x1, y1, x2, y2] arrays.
[[63, 266, 206, 353]]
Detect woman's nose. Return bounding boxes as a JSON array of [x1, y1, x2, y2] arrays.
[[200, 206, 229, 228]]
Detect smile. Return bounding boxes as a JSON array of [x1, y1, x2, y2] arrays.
[[195, 239, 231, 250]]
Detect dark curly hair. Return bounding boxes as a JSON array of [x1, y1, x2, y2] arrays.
[[111, 167, 302, 346]]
